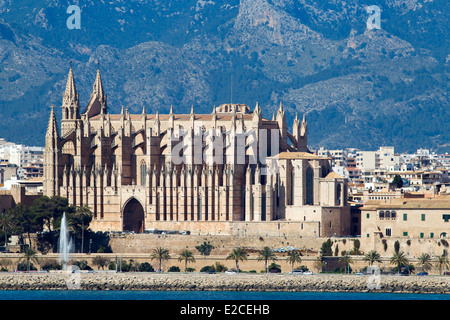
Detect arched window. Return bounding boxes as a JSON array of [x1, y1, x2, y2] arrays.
[[305, 167, 314, 205], [140, 162, 147, 186], [379, 211, 385, 219]]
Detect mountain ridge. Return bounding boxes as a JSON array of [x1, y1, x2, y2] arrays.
[[0, 0, 448, 152]]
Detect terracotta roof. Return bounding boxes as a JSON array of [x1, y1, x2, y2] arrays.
[[325, 172, 345, 179]]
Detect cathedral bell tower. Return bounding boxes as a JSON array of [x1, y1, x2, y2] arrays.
[[61, 66, 81, 136]]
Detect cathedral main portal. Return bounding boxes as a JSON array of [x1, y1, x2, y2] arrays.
[[122, 198, 145, 233]]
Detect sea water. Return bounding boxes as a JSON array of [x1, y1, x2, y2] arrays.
[[0, 290, 447, 300]]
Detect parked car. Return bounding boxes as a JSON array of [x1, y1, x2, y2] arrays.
[[417, 272, 428, 276], [225, 270, 237, 274], [289, 270, 303, 275], [204, 270, 216, 274], [302, 271, 313, 275]]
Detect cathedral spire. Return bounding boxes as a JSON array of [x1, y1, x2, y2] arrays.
[[83, 65, 107, 118], [301, 114, 307, 136], [93, 67, 105, 99], [61, 66, 80, 121], [63, 67, 79, 106], [46, 105, 60, 140]]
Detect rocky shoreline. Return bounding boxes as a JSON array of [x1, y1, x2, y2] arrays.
[[0, 272, 449, 294]]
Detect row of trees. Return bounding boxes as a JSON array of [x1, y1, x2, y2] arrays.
[[149, 246, 304, 273], [338, 250, 450, 275]]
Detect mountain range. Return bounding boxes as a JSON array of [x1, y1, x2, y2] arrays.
[[0, 0, 448, 152]]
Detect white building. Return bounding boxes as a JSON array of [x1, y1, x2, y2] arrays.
[[0, 142, 43, 168]]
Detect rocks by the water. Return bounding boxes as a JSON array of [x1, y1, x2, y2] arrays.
[[0, 272, 449, 294]]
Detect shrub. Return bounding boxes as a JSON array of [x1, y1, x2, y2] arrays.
[[92, 256, 110, 270], [75, 260, 93, 271], [195, 241, 215, 256], [268, 262, 281, 273], [138, 262, 154, 272], [294, 265, 309, 272], [17, 262, 37, 271], [214, 262, 228, 272], [394, 240, 400, 253], [168, 266, 180, 272], [200, 265, 215, 273], [40, 259, 62, 271]]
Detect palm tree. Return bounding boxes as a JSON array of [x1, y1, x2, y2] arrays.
[[390, 251, 409, 273], [286, 251, 302, 272], [0, 209, 14, 251], [74, 205, 93, 253], [226, 247, 247, 272], [257, 247, 277, 273], [339, 253, 353, 274], [150, 247, 171, 272], [436, 253, 449, 275], [21, 247, 39, 271], [178, 250, 196, 272], [363, 250, 382, 266], [417, 253, 432, 273]]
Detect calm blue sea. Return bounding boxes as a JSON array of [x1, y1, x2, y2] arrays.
[[0, 290, 447, 300]]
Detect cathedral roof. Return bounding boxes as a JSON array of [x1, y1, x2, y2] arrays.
[[89, 113, 274, 122]]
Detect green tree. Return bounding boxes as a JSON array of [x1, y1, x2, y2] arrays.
[[178, 249, 196, 272], [417, 253, 432, 273], [0, 209, 15, 249], [394, 240, 400, 254], [339, 253, 353, 274], [21, 247, 39, 271], [151, 247, 171, 272], [257, 246, 277, 273], [392, 175, 403, 188], [350, 239, 362, 255], [286, 251, 302, 272], [390, 251, 409, 273], [8, 203, 38, 248], [320, 239, 333, 256], [226, 247, 247, 272], [195, 241, 214, 256], [31, 196, 75, 232], [436, 251, 449, 275], [72, 205, 93, 253], [363, 250, 382, 266]]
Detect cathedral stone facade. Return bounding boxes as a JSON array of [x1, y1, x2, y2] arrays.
[[43, 68, 350, 236]]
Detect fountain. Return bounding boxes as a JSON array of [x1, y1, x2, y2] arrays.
[[58, 212, 74, 270]]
